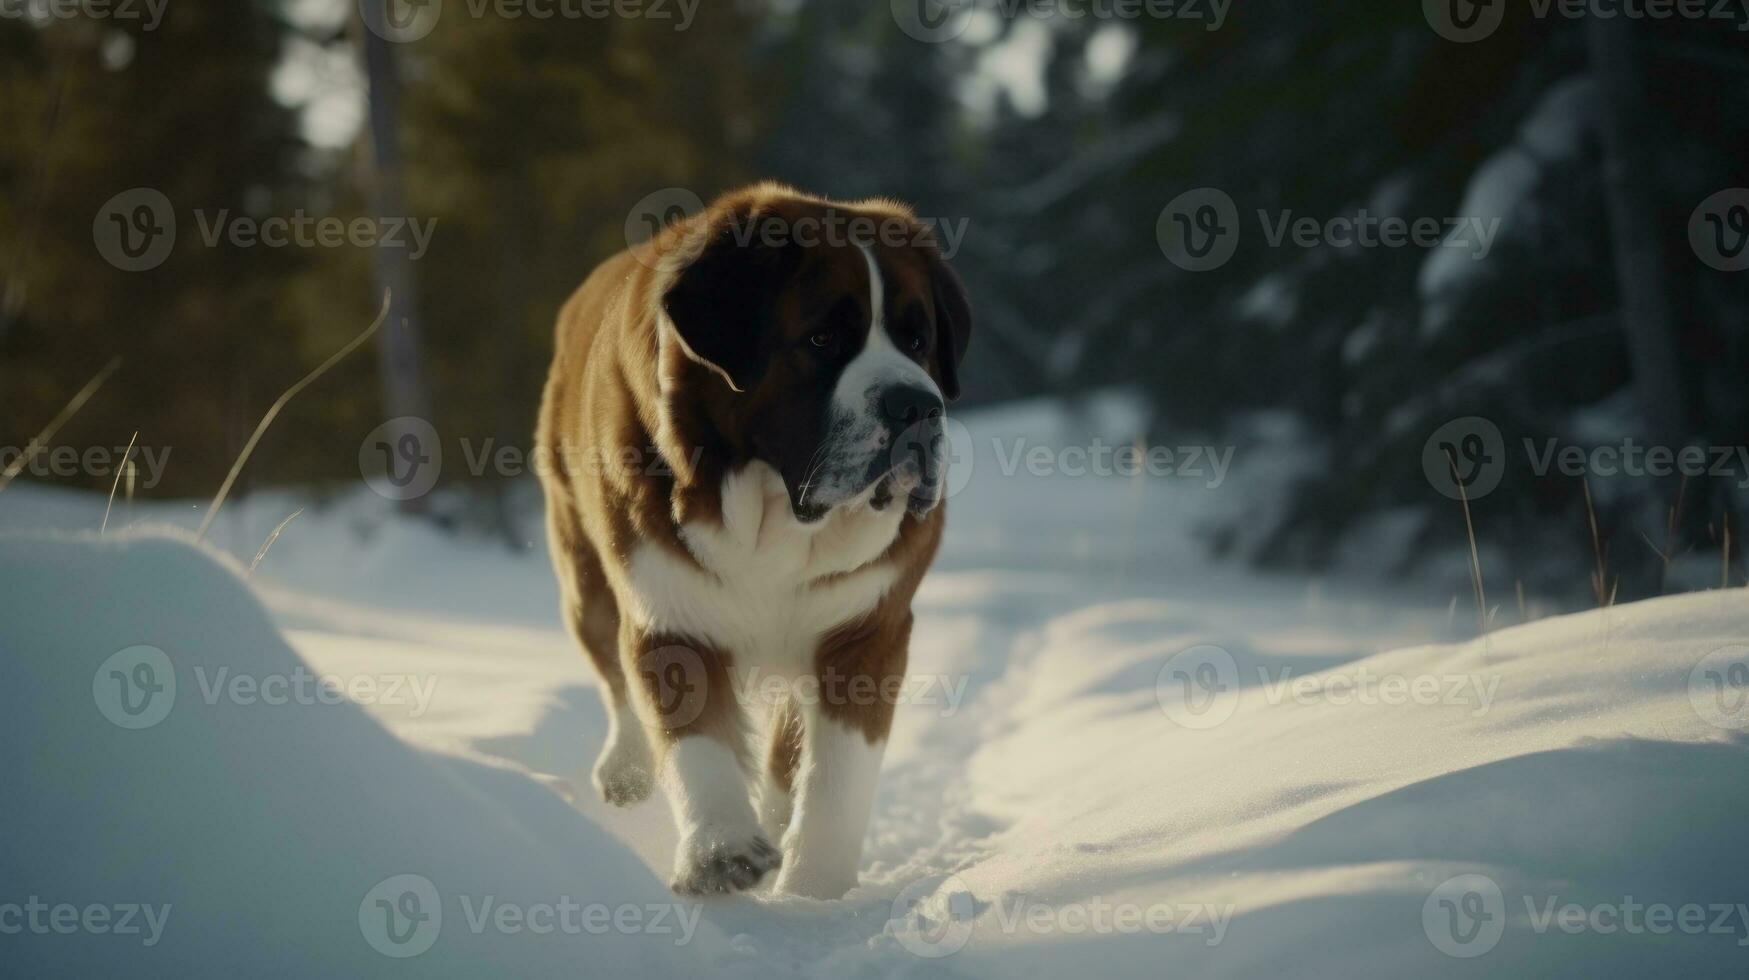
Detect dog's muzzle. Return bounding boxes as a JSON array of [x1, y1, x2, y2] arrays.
[[877, 383, 948, 513]]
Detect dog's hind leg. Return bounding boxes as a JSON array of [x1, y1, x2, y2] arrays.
[[756, 696, 801, 841], [549, 502, 653, 806]]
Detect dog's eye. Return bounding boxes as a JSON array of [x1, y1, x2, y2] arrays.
[[904, 333, 926, 354], [809, 332, 833, 350]]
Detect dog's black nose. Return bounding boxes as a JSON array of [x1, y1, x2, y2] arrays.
[[881, 385, 945, 428]]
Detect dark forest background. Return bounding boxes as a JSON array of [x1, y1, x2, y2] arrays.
[[2, 0, 1746, 604]]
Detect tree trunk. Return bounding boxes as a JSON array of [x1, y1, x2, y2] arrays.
[[361, 21, 434, 512], [1587, 14, 1689, 443]]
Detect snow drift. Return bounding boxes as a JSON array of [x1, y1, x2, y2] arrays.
[[0, 530, 733, 978], [4, 393, 1748, 978]]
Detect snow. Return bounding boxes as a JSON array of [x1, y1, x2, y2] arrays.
[[4, 398, 1747, 977]]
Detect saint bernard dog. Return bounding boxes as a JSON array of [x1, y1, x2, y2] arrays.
[[536, 183, 971, 898]]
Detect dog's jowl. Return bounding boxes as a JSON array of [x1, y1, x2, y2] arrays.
[[536, 183, 972, 898]]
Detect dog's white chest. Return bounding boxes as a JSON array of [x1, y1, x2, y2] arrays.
[[624, 464, 902, 672]]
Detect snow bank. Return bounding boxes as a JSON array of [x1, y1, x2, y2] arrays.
[[928, 589, 1749, 978], [0, 530, 735, 977]]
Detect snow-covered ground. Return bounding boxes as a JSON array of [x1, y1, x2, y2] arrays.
[[4, 398, 1747, 978]]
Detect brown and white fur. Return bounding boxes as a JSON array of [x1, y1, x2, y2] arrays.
[[536, 184, 971, 899]]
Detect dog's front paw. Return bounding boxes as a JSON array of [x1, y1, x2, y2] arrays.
[[592, 757, 653, 807], [591, 734, 654, 807], [669, 830, 781, 896]]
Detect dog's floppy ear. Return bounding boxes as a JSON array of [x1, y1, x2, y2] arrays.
[[662, 215, 798, 393], [929, 251, 973, 402]]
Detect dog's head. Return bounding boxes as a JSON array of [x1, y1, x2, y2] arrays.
[[657, 186, 972, 522]]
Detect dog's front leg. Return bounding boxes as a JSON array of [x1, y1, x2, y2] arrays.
[[629, 631, 780, 896], [773, 627, 906, 899]]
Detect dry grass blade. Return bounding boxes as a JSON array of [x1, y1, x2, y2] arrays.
[[249, 508, 305, 577], [1724, 515, 1733, 590], [101, 430, 139, 534], [195, 292, 391, 542], [0, 356, 122, 494], [1583, 478, 1612, 608], [1446, 448, 1487, 634]]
